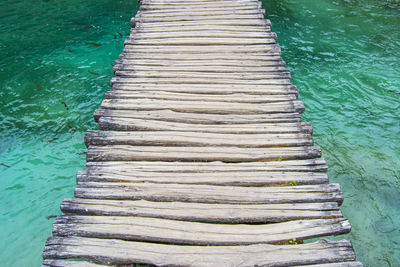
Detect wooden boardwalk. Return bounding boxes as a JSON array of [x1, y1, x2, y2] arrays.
[[43, 0, 362, 266]]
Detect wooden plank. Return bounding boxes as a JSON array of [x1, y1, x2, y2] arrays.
[[104, 91, 296, 103], [139, 2, 263, 10], [97, 117, 313, 134], [116, 58, 285, 67], [114, 70, 290, 79], [74, 182, 343, 204], [94, 109, 301, 124], [61, 198, 341, 223], [113, 64, 286, 73], [135, 20, 270, 29], [43, 237, 357, 266], [119, 52, 281, 61], [100, 99, 304, 114], [133, 24, 271, 33], [84, 130, 313, 148], [122, 44, 280, 53], [52, 215, 351, 245], [84, 159, 328, 173], [136, 7, 264, 16], [110, 83, 298, 95], [134, 14, 266, 23], [126, 37, 276, 45], [111, 77, 291, 86], [86, 145, 321, 162], [77, 168, 327, 186]]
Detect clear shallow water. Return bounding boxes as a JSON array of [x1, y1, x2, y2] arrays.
[[0, 0, 398, 266]]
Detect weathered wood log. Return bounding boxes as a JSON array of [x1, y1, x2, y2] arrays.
[[139, 2, 263, 11], [113, 64, 286, 73], [130, 29, 275, 39], [52, 215, 351, 245], [111, 77, 291, 86], [133, 24, 271, 33], [84, 159, 328, 173], [119, 52, 281, 61], [74, 182, 343, 204], [110, 83, 298, 96], [134, 14, 266, 23], [113, 70, 290, 80], [84, 130, 313, 148], [43, 237, 357, 266], [136, 7, 265, 17], [123, 44, 280, 54], [77, 170, 327, 186], [61, 198, 341, 223], [86, 145, 321, 162], [97, 117, 312, 134], [100, 98, 303, 114], [104, 91, 296, 103], [127, 37, 276, 46], [94, 109, 301, 124], [116, 58, 285, 67]]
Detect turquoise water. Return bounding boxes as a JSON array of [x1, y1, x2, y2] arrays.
[[0, 0, 398, 266]]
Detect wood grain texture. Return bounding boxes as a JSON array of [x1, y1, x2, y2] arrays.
[[74, 182, 343, 205], [52, 215, 351, 245], [84, 130, 313, 148], [98, 117, 312, 134], [84, 158, 328, 172], [94, 109, 301, 124], [43, 237, 357, 266], [61, 198, 341, 223]]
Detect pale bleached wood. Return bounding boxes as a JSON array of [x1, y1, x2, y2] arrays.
[[114, 64, 286, 73], [111, 77, 291, 85], [129, 31, 276, 39], [104, 91, 295, 103], [116, 58, 285, 67], [100, 98, 303, 114], [139, 2, 262, 10], [74, 182, 343, 204], [84, 130, 313, 148], [78, 166, 327, 185], [94, 109, 301, 124], [134, 20, 269, 29], [43, 237, 357, 266], [114, 70, 290, 80], [136, 10, 266, 21], [85, 159, 328, 172], [123, 44, 279, 53], [134, 24, 271, 33], [134, 13, 265, 23], [86, 145, 321, 162], [119, 52, 281, 61], [110, 83, 297, 95], [126, 37, 276, 45], [136, 7, 264, 16], [61, 198, 341, 223], [97, 117, 312, 134], [53, 215, 351, 245]]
